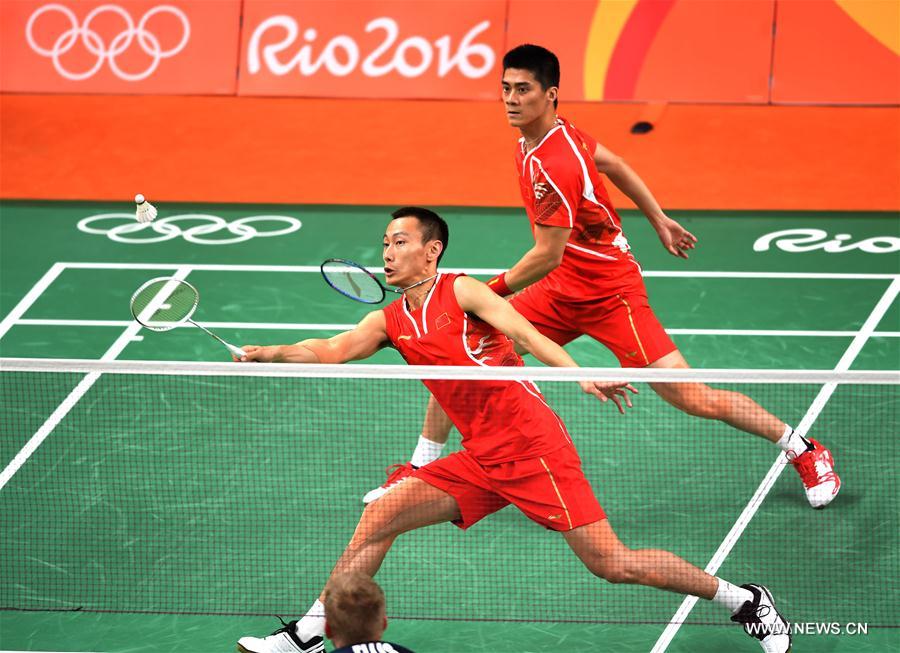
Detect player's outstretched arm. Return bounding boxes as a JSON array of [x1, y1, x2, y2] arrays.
[[592, 142, 697, 259], [454, 276, 636, 412], [235, 311, 390, 364], [487, 223, 570, 296]]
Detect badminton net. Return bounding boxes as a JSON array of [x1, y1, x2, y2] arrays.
[[0, 358, 897, 630]]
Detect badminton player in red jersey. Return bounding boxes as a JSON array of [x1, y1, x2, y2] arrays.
[[366, 44, 839, 510], [235, 208, 791, 653]]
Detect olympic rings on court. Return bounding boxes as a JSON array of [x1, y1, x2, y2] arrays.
[[26, 4, 190, 82], [77, 213, 303, 245]]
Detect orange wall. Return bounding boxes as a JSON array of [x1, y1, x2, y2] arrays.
[[509, 0, 776, 103], [2, 0, 898, 104], [2, 94, 898, 210], [773, 0, 900, 104], [1, 0, 241, 94], [238, 0, 506, 99]]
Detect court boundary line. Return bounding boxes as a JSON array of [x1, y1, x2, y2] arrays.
[[10, 318, 900, 339], [650, 276, 900, 652], [2, 262, 895, 346], [52, 261, 900, 279], [0, 267, 193, 493], [0, 263, 65, 340]]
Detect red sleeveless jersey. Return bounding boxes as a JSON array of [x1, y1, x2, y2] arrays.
[[383, 273, 570, 464], [515, 116, 644, 299]]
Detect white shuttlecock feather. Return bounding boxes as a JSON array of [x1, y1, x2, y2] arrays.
[[134, 194, 158, 224]]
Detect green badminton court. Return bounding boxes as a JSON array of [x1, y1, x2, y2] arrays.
[[1, 201, 897, 653]]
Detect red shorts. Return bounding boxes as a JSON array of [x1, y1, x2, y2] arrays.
[[511, 284, 676, 368], [413, 444, 605, 532]]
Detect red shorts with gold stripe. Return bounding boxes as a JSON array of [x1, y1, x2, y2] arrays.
[[412, 444, 605, 532], [511, 285, 676, 368]]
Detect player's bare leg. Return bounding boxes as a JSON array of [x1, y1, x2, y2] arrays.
[[422, 393, 453, 442], [564, 519, 792, 652], [564, 518, 718, 597], [336, 478, 460, 578], [649, 349, 840, 508], [649, 350, 784, 440], [238, 479, 459, 653]]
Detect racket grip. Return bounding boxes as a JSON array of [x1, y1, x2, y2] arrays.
[[227, 343, 247, 358]]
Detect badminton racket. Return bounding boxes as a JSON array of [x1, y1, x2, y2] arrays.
[[320, 258, 437, 304], [320, 258, 400, 304], [130, 277, 246, 358]]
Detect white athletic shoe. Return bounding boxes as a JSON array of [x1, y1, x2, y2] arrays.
[[362, 461, 416, 504], [788, 438, 841, 508], [730, 584, 792, 653], [237, 619, 324, 653]]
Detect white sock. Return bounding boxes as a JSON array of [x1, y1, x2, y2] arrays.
[[411, 435, 445, 468], [713, 579, 754, 614], [295, 599, 325, 640], [776, 425, 811, 458]]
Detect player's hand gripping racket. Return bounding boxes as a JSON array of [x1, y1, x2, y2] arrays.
[[320, 258, 401, 304], [130, 277, 246, 358]]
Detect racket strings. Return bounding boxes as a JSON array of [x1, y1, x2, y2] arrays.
[[321, 261, 385, 304], [131, 279, 199, 331], [129, 276, 246, 357]]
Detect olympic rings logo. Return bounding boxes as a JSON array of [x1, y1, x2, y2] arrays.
[[26, 4, 190, 81], [77, 214, 303, 245]]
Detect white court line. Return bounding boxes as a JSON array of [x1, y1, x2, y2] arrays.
[[666, 328, 900, 338], [13, 319, 357, 331], [10, 319, 900, 339], [0, 263, 65, 340], [0, 267, 192, 492], [3, 262, 892, 342], [59, 262, 507, 275], [53, 261, 899, 280], [651, 276, 900, 653]]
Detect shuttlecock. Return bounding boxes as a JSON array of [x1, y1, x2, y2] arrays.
[[135, 194, 157, 224]]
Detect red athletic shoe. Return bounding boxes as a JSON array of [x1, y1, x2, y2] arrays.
[[362, 461, 416, 504], [788, 438, 841, 508]]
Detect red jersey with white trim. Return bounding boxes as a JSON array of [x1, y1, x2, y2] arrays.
[[383, 273, 570, 464], [515, 116, 643, 299]]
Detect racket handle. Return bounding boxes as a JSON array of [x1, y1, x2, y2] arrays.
[[187, 319, 247, 358], [227, 343, 247, 358]]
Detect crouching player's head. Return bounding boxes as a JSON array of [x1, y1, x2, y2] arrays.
[[383, 206, 449, 288]]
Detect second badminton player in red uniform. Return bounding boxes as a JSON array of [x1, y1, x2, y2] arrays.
[[366, 45, 840, 511], [236, 207, 791, 653]]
